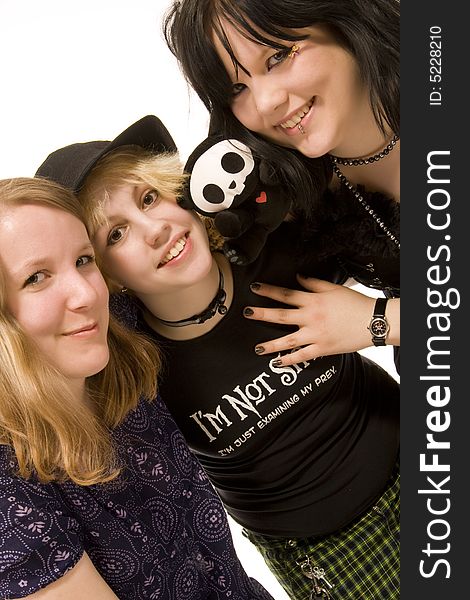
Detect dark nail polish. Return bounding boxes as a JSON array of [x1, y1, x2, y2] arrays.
[[255, 346, 264, 355], [243, 307, 254, 317], [272, 359, 283, 367], [250, 282, 261, 291]]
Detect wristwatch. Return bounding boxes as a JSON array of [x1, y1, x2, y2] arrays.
[[367, 297, 390, 346]]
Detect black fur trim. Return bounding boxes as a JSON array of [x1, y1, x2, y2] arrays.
[[294, 186, 400, 262]]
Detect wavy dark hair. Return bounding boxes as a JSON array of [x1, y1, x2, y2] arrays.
[[164, 0, 400, 218]]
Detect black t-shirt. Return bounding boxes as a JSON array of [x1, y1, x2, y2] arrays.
[[116, 222, 400, 537]]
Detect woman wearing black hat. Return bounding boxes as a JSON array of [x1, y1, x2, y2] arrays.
[[36, 116, 400, 600]]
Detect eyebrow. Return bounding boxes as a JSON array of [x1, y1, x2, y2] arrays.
[[12, 257, 48, 278], [101, 213, 119, 228], [12, 242, 95, 278], [102, 185, 141, 226]]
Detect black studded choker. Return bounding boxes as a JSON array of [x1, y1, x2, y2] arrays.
[[155, 266, 227, 327], [329, 134, 399, 166]]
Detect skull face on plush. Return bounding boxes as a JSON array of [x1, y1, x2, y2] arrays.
[[180, 135, 291, 265]]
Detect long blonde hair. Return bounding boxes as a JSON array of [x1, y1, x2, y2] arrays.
[[0, 177, 161, 485]]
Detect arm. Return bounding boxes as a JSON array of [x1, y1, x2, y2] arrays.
[[244, 275, 400, 366], [13, 553, 119, 600]]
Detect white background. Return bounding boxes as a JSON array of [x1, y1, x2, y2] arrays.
[[0, 2, 398, 598]]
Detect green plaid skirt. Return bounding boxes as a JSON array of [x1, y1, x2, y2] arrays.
[[243, 464, 400, 599]]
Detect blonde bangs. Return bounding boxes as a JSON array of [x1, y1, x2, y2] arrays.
[[78, 147, 188, 237], [1, 176, 86, 227]]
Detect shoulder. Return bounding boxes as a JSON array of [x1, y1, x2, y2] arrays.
[[115, 396, 199, 470], [0, 450, 84, 598]]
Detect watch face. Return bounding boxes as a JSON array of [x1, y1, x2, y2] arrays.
[[370, 317, 388, 337]]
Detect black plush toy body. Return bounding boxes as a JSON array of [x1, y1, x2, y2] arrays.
[[180, 135, 291, 265]]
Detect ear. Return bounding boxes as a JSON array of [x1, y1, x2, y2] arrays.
[[104, 273, 127, 295]]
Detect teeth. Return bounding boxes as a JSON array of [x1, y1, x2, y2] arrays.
[[280, 100, 313, 129], [159, 237, 186, 266]]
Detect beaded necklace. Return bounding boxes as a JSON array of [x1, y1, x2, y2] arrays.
[[329, 134, 399, 166], [328, 135, 400, 249]]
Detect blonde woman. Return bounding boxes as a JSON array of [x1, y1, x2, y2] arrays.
[[0, 177, 273, 599]]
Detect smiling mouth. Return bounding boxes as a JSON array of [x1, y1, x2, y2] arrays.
[[158, 235, 187, 267], [64, 323, 97, 336], [279, 99, 314, 130]]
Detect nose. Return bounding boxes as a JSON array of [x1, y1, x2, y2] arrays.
[[252, 76, 288, 117], [65, 270, 102, 312], [142, 215, 170, 248]]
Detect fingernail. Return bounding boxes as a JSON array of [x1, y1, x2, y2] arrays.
[[243, 307, 254, 317], [272, 359, 282, 367], [250, 282, 261, 291], [255, 346, 264, 355]]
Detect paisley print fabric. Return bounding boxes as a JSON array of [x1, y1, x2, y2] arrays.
[[0, 396, 272, 599]]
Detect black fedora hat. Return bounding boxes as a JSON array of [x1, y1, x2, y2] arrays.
[[35, 115, 177, 192]]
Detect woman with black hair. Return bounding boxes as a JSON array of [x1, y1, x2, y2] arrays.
[[164, 0, 400, 372]]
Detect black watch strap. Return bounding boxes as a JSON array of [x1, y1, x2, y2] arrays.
[[368, 297, 390, 346]]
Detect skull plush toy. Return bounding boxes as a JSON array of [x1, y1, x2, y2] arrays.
[[180, 135, 291, 265]]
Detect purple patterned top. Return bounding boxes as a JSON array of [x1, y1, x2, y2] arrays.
[[0, 396, 272, 599]]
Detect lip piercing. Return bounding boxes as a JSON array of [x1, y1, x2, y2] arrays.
[[298, 124, 306, 134], [288, 44, 300, 58]]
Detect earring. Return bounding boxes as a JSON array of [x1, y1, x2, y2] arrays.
[[121, 287, 128, 293], [288, 44, 300, 58]]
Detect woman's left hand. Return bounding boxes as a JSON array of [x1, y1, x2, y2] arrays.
[[244, 275, 379, 366]]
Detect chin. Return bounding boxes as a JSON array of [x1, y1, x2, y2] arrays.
[[300, 147, 327, 159], [74, 349, 110, 379]]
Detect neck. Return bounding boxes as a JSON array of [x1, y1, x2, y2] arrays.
[[329, 121, 400, 202], [140, 259, 219, 321], [330, 134, 398, 165], [142, 254, 234, 341], [337, 141, 400, 201], [331, 126, 396, 161], [70, 378, 93, 409], [156, 265, 227, 327], [330, 93, 394, 158]]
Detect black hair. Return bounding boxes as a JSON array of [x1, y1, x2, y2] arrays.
[[164, 0, 399, 219]]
